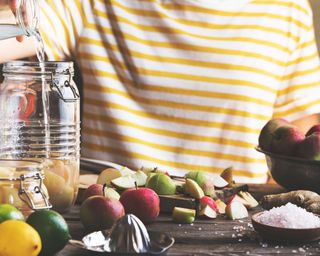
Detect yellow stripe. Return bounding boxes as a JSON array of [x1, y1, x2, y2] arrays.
[[252, 0, 309, 15], [83, 96, 261, 134], [82, 141, 266, 179], [278, 81, 320, 96], [80, 37, 283, 80], [86, 82, 270, 121], [80, 52, 277, 93], [287, 52, 319, 66], [83, 126, 262, 163], [81, 67, 274, 106], [283, 66, 320, 81], [274, 98, 320, 116], [100, 1, 302, 42], [83, 111, 256, 148], [86, 23, 287, 67], [39, 27, 60, 59], [46, 0, 72, 53], [64, 1, 79, 41]]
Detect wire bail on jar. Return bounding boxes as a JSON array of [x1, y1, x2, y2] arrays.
[[50, 68, 80, 103], [15, 172, 52, 210]]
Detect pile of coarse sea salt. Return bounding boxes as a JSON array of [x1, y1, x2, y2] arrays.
[[257, 203, 320, 229]]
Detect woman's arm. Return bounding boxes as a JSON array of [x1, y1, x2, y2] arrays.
[[292, 114, 320, 134]]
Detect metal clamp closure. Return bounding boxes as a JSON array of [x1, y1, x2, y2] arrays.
[[50, 68, 80, 103], [18, 172, 52, 210]]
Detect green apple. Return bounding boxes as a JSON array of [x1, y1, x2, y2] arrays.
[[145, 172, 157, 186], [96, 168, 122, 186], [146, 173, 176, 195], [185, 171, 215, 196], [172, 207, 196, 224], [184, 178, 204, 199]]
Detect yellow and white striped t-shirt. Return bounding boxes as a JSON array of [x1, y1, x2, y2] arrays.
[[40, 0, 320, 183]]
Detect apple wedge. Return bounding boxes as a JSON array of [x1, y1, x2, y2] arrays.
[[225, 201, 248, 220], [215, 199, 227, 214], [111, 175, 136, 190], [131, 170, 147, 187], [238, 191, 259, 209], [198, 204, 217, 219], [185, 178, 205, 199], [213, 175, 228, 189], [97, 168, 122, 186], [220, 166, 234, 187], [172, 207, 196, 224]]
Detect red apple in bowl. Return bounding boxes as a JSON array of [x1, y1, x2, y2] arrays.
[[80, 196, 125, 231], [120, 187, 160, 223]]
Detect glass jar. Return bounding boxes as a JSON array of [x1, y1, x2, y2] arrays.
[[0, 0, 39, 40], [0, 159, 51, 217], [0, 61, 81, 213]]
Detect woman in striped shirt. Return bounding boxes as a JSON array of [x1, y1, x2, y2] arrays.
[[2, 0, 320, 183]]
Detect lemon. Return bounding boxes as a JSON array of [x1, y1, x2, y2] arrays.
[[0, 220, 42, 256], [0, 204, 24, 223], [27, 210, 71, 256]]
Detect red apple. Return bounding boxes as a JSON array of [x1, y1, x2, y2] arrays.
[[120, 187, 160, 223], [296, 132, 320, 160], [82, 184, 104, 202], [259, 118, 291, 151], [306, 124, 320, 136], [199, 196, 218, 212], [270, 125, 305, 156], [80, 196, 125, 231]]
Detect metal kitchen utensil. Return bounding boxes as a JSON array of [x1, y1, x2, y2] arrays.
[[69, 214, 174, 255]]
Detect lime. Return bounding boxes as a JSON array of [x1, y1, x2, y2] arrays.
[[0, 219, 42, 256], [0, 203, 24, 223], [26, 209, 71, 256]]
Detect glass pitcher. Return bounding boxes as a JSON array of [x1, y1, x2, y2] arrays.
[[0, 0, 39, 40], [0, 61, 81, 213]]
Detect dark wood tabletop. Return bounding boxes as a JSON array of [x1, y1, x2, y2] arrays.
[[58, 184, 320, 256]]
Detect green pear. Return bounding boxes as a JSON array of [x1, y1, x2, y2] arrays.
[[97, 168, 122, 186], [185, 171, 215, 196], [172, 207, 196, 224], [146, 173, 176, 195], [184, 178, 204, 199]]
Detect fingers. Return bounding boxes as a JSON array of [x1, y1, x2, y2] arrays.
[[8, 1, 25, 42], [9, 0, 19, 11], [16, 35, 24, 42]]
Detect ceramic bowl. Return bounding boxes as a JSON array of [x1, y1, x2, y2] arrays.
[[252, 211, 320, 242]]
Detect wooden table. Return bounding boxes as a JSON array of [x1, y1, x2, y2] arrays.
[[58, 184, 320, 255]]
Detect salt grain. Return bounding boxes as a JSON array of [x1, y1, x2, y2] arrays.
[[257, 203, 320, 229]]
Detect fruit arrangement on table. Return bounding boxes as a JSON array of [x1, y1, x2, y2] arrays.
[[79, 165, 259, 231]]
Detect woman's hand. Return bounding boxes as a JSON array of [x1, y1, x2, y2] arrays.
[[9, 0, 24, 42]]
